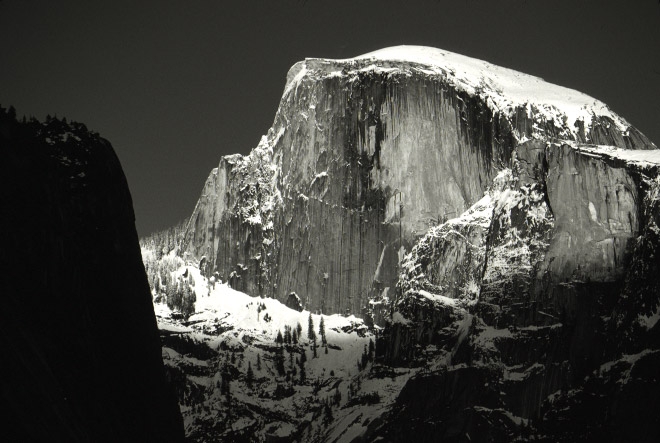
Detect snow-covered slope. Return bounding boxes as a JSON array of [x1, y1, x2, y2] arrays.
[[150, 261, 413, 442], [288, 45, 653, 146], [159, 264, 371, 381], [355, 46, 630, 136]]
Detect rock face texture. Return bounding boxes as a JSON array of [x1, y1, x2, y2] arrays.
[[375, 140, 660, 441], [179, 45, 660, 441], [0, 109, 184, 442], [183, 46, 654, 321]]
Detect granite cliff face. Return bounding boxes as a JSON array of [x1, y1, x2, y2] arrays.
[[183, 46, 654, 321], [176, 46, 660, 441], [0, 109, 184, 442], [376, 145, 659, 441]]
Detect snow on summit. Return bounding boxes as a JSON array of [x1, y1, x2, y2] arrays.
[[291, 45, 633, 141], [354, 46, 629, 130]]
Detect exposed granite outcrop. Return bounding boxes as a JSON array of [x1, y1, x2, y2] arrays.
[[174, 45, 659, 441], [377, 141, 660, 441], [183, 46, 655, 319]]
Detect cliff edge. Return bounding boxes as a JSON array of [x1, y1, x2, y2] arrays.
[[0, 108, 184, 442]]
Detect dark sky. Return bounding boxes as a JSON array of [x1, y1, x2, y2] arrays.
[[1, 0, 658, 236]]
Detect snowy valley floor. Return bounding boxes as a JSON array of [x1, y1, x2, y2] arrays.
[[144, 254, 660, 442], [152, 263, 417, 442]]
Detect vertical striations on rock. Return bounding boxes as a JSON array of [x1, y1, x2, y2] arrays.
[[377, 139, 660, 441], [183, 46, 655, 320], [0, 108, 184, 442], [158, 46, 660, 441]]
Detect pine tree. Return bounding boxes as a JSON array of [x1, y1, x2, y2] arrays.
[[296, 322, 303, 338], [361, 344, 369, 369], [308, 313, 316, 342], [165, 281, 176, 310], [299, 350, 307, 384], [275, 348, 285, 376], [221, 363, 231, 406], [181, 284, 196, 319], [323, 403, 333, 424], [246, 362, 254, 387], [284, 325, 292, 344], [368, 338, 375, 361], [256, 353, 262, 371], [276, 330, 284, 344], [319, 316, 326, 345], [333, 385, 341, 405], [292, 328, 298, 344]]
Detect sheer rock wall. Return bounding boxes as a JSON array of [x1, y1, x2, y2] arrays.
[[183, 52, 654, 320]]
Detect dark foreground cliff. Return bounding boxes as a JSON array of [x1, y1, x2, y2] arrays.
[[0, 108, 184, 442]]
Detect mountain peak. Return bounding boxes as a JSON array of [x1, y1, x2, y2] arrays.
[[287, 45, 649, 147]]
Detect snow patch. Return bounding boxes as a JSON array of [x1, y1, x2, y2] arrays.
[[577, 145, 660, 169], [588, 201, 598, 222], [599, 349, 660, 385], [639, 305, 660, 330], [296, 45, 639, 143], [391, 311, 411, 325], [416, 289, 457, 307]]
